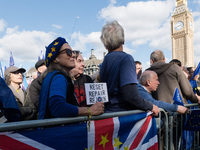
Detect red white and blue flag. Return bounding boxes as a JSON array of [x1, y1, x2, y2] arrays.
[[0, 112, 158, 150]]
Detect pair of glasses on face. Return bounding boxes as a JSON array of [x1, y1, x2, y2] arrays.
[[59, 49, 80, 57], [12, 71, 24, 77], [59, 48, 80, 57]]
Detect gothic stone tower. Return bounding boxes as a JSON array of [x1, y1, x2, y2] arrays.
[[171, 0, 194, 67]]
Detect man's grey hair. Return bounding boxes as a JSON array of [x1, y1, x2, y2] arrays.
[[100, 20, 124, 52], [150, 50, 165, 63], [139, 71, 155, 85], [139, 72, 151, 85]]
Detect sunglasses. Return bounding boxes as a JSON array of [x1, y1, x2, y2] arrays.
[[59, 49, 75, 57], [12, 71, 23, 75]]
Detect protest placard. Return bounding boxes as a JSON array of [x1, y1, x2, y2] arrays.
[[85, 83, 108, 105]]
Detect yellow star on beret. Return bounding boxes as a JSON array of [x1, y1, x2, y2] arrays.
[[54, 42, 59, 45], [47, 52, 53, 58], [51, 47, 56, 52]]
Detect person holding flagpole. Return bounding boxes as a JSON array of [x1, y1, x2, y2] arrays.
[[38, 37, 104, 119]]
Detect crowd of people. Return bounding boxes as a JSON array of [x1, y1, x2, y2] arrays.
[[1, 20, 200, 123]]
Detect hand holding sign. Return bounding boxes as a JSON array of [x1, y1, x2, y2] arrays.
[[90, 102, 104, 116]]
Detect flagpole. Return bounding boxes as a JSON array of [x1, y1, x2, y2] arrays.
[[69, 16, 79, 43]]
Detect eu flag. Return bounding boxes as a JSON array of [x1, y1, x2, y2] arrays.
[[173, 87, 184, 106], [191, 62, 200, 80], [38, 50, 45, 60], [189, 62, 200, 94], [184, 110, 200, 131], [9, 51, 15, 67]]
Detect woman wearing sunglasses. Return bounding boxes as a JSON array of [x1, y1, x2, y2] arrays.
[[38, 37, 104, 119], [4, 66, 36, 121]]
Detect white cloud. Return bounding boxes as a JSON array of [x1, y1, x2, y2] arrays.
[[71, 31, 106, 60], [99, 0, 175, 51], [68, 0, 177, 62], [0, 19, 7, 32], [0, 27, 56, 68], [52, 24, 63, 29]]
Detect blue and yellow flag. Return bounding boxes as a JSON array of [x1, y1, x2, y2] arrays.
[[191, 62, 200, 80], [9, 51, 15, 67], [173, 87, 184, 106], [38, 50, 45, 60], [189, 62, 200, 94], [184, 110, 200, 131]]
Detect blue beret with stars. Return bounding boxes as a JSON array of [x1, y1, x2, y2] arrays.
[[45, 37, 68, 67]]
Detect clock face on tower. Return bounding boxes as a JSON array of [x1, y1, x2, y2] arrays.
[[174, 21, 184, 31]]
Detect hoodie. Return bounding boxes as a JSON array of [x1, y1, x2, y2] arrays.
[[147, 62, 198, 104]]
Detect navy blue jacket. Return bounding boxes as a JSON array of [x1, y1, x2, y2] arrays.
[[0, 77, 21, 122]]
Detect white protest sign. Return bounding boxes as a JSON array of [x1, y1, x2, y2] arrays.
[[85, 83, 109, 105]]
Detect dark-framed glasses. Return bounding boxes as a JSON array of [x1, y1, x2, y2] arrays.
[[59, 49, 75, 57]]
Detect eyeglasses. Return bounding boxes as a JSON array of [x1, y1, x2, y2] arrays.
[[59, 49, 75, 57]]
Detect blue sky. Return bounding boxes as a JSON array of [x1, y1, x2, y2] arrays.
[[0, 0, 200, 72]]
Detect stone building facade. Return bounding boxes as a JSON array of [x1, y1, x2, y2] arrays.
[[84, 49, 103, 75]]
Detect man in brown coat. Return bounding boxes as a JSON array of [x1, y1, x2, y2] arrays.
[[147, 50, 200, 104]]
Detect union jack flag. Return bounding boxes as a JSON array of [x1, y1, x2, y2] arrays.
[[0, 112, 158, 150]]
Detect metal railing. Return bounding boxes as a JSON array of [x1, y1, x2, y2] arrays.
[[0, 104, 199, 150], [0, 110, 146, 132]]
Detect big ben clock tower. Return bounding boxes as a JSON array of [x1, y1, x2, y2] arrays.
[[171, 0, 194, 67]]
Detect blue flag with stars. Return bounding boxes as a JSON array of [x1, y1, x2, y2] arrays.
[[9, 51, 15, 67], [189, 62, 200, 94], [184, 110, 200, 131], [173, 87, 184, 106], [191, 62, 200, 80]]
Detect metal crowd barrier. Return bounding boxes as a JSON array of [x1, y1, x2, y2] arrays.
[[170, 103, 200, 150], [0, 104, 199, 150], [0, 110, 146, 132]]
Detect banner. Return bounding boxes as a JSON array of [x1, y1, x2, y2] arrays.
[[0, 112, 158, 150]]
